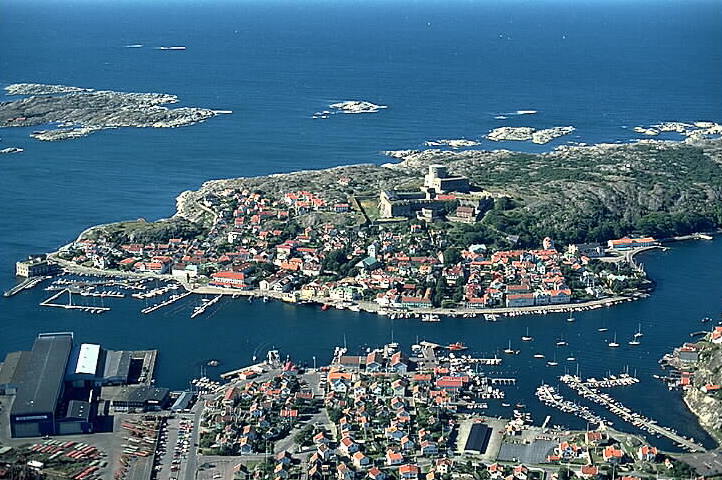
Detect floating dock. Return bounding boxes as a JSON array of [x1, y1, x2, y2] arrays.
[[141, 291, 192, 314], [39, 289, 110, 313], [190, 294, 222, 319]]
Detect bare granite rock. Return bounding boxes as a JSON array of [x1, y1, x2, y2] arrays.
[[0, 83, 226, 141]]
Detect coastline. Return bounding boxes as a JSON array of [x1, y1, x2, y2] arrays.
[[45, 244, 651, 319]]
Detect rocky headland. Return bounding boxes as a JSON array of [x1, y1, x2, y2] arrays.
[[0, 83, 226, 141], [683, 337, 722, 444]]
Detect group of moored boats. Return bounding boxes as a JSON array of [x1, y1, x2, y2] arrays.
[[535, 383, 606, 425], [560, 374, 703, 450]]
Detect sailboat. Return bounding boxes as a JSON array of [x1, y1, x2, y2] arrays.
[[533, 353, 545, 359], [633, 323, 644, 338], [521, 327, 533, 342], [566, 355, 576, 361], [566, 311, 575, 322], [628, 329, 641, 345], [547, 352, 559, 367], [503, 340, 517, 355], [608, 332, 620, 348], [598, 327, 608, 332], [555, 335, 568, 347]]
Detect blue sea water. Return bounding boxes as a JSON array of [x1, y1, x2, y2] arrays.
[[1, 0, 721, 450]]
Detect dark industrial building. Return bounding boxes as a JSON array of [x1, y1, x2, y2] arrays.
[[9, 333, 73, 438], [464, 423, 492, 455], [0, 332, 163, 438]]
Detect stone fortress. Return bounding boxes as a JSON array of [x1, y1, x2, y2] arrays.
[[379, 164, 493, 223]]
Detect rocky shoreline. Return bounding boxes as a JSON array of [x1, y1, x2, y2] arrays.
[[683, 340, 722, 445], [0, 82, 227, 141]]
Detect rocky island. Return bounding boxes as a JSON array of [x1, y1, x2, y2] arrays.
[[424, 138, 480, 148], [41, 135, 722, 317], [486, 126, 576, 144], [634, 121, 722, 139], [329, 100, 388, 114], [0, 83, 227, 141]]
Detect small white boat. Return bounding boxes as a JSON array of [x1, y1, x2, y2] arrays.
[[608, 333, 620, 348], [521, 327, 533, 342]]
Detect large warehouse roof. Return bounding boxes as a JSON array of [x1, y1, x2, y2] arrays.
[[103, 350, 131, 381], [10, 333, 73, 416], [74, 343, 100, 375]]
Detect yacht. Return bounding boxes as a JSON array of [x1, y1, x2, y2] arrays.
[[521, 327, 533, 342], [608, 333, 620, 348]]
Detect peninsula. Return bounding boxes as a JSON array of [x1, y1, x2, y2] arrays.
[[0, 83, 227, 141], [36, 136, 722, 316]]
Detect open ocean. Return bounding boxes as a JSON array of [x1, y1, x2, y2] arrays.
[[1, 0, 721, 450]]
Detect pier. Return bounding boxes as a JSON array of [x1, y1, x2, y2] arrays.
[[560, 374, 705, 452], [39, 289, 110, 313], [581, 373, 639, 388], [141, 291, 192, 314], [4, 275, 48, 297], [131, 283, 181, 299], [190, 294, 222, 319]]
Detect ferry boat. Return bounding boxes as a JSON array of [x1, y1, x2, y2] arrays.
[[448, 342, 468, 351], [521, 327, 533, 342], [608, 333, 620, 348]]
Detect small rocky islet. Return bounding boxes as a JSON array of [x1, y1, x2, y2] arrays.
[[0, 82, 228, 141]]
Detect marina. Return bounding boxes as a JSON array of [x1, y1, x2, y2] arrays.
[[560, 374, 706, 452]]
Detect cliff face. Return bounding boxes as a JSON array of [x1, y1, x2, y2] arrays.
[[684, 342, 722, 444]]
